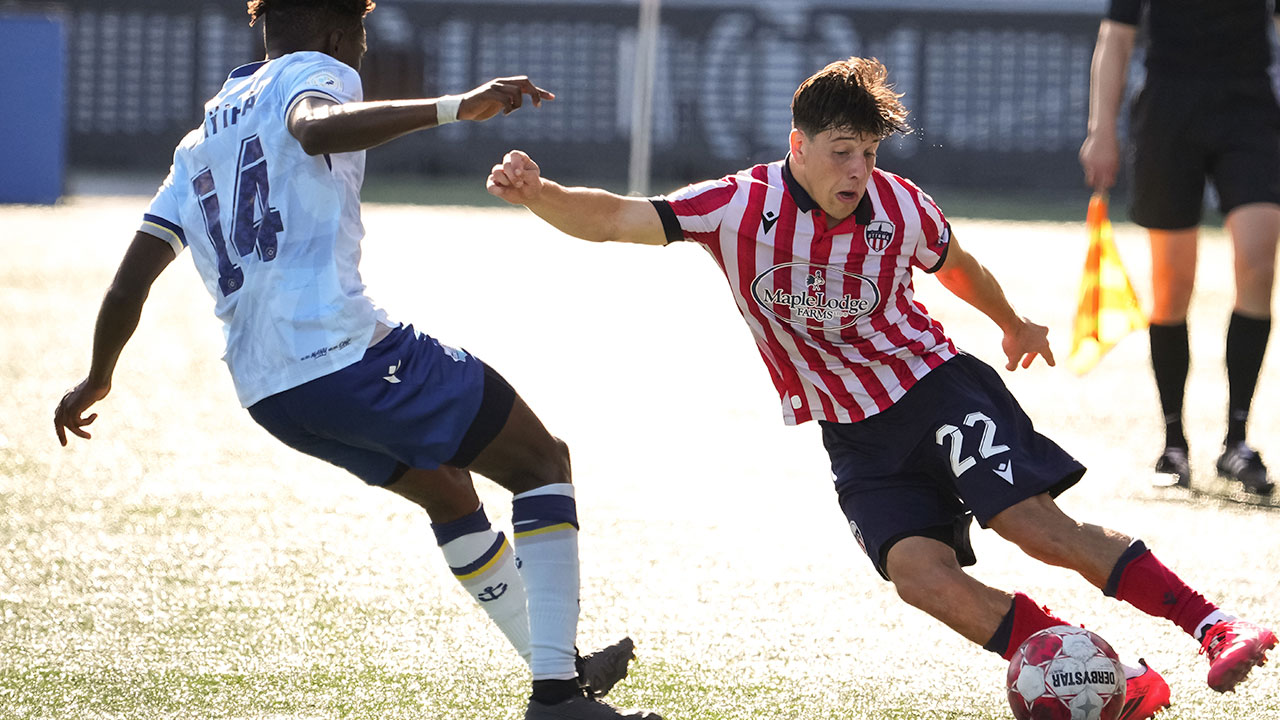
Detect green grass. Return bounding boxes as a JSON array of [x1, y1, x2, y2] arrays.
[[2, 197, 1277, 719]]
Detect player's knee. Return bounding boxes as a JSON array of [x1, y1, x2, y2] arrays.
[[1236, 262, 1276, 299], [892, 576, 929, 610], [545, 436, 571, 485], [890, 557, 962, 611], [519, 435, 571, 489]]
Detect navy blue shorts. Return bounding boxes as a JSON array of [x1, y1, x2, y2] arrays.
[[247, 324, 516, 486], [821, 353, 1084, 581]]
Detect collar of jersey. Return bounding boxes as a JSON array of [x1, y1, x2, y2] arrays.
[[228, 61, 268, 79], [782, 155, 874, 227]]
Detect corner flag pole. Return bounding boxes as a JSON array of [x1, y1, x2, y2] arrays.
[[628, 0, 661, 196]]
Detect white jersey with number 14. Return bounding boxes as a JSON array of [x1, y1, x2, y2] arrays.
[[140, 51, 388, 407]]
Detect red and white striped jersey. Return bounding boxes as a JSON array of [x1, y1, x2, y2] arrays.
[[652, 158, 958, 425]]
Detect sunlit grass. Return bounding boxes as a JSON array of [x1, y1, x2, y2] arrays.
[[2, 197, 1278, 719]]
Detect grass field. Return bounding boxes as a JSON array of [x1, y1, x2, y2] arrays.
[[2, 193, 1278, 719]]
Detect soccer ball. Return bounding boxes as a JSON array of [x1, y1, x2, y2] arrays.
[[1006, 625, 1126, 720]]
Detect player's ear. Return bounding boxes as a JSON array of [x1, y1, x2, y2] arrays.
[[789, 128, 806, 160], [326, 28, 345, 58]]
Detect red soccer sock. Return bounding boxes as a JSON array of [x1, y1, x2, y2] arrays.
[[1105, 540, 1219, 639], [985, 592, 1072, 660]]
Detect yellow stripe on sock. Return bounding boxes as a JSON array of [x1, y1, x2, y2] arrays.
[[454, 538, 509, 581], [513, 522, 577, 540]]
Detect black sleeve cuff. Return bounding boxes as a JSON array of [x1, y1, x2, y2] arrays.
[[650, 199, 683, 244], [1105, 0, 1141, 25], [924, 225, 952, 274]]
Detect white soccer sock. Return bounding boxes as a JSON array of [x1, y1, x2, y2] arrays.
[[432, 506, 531, 663], [512, 483, 580, 681], [1119, 659, 1146, 680]]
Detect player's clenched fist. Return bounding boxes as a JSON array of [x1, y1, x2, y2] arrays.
[[487, 150, 543, 204]]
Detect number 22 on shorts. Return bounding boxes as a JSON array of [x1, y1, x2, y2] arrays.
[[935, 411, 1011, 481]]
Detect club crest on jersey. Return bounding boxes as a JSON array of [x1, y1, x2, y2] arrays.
[[305, 71, 343, 93], [864, 219, 896, 252], [750, 262, 881, 330]]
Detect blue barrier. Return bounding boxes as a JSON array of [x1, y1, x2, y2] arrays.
[[0, 13, 65, 204]]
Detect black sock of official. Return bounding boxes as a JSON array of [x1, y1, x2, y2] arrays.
[[1149, 322, 1190, 449], [531, 678, 580, 705], [1225, 312, 1271, 445]]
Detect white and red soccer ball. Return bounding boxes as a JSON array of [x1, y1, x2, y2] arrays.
[[1006, 625, 1126, 720]]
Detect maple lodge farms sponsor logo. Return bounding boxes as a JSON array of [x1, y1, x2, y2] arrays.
[[750, 263, 880, 329]]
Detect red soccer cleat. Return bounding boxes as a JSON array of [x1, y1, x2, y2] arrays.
[[1118, 659, 1171, 720], [1200, 619, 1278, 692]]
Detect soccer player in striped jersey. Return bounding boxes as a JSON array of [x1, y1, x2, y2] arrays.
[[489, 57, 1276, 718], [52, 2, 657, 718]]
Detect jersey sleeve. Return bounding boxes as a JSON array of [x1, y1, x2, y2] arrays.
[[279, 54, 364, 123], [907, 184, 952, 274], [649, 174, 741, 245], [1106, 0, 1143, 26], [139, 162, 187, 256]]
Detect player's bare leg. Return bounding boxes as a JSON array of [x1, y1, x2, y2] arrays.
[[987, 494, 1128, 587], [993, 493, 1275, 692], [885, 535, 1172, 718], [1148, 227, 1199, 487], [465, 393, 570, 494], [883, 536, 1013, 645], [1218, 203, 1279, 493], [389, 464, 481, 522], [1227, 203, 1280, 318], [1148, 228, 1199, 325]]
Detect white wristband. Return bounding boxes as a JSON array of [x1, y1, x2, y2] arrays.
[[435, 95, 463, 125]]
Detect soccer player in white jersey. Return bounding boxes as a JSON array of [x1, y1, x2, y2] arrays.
[[52, 2, 659, 718], [488, 57, 1276, 719]]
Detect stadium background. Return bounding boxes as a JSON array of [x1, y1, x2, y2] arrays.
[[0, 0, 1137, 202]]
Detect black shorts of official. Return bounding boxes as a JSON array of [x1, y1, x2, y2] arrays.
[[1130, 74, 1280, 229], [821, 353, 1084, 581]]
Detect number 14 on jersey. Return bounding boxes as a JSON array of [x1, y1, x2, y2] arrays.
[[191, 134, 283, 296]]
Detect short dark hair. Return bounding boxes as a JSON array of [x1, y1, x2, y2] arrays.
[[791, 57, 910, 139], [247, 0, 374, 50], [246, 0, 375, 26]]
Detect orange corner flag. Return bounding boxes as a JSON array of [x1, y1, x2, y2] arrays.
[[1066, 193, 1147, 375]]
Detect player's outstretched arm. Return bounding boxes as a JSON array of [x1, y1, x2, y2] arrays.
[[486, 150, 668, 246], [933, 235, 1055, 371], [1079, 19, 1136, 191], [289, 76, 555, 156], [54, 232, 175, 446]]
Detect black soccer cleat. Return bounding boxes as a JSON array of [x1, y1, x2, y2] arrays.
[[575, 637, 636, 698], [1215, 442, 1274, 495], [525, 694, 662, 720], [1152, 446, 1191, 488]]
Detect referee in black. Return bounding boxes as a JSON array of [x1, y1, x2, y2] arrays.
[[1080, 0, 1280, 495]]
